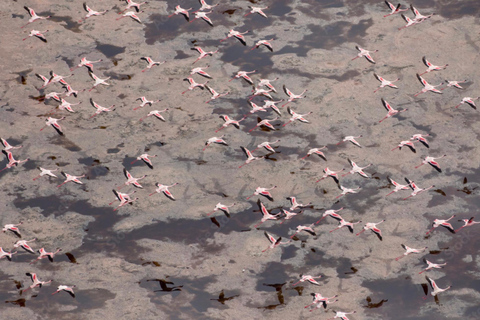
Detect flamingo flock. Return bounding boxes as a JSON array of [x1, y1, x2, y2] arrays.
[[2, 0, 478, 317]]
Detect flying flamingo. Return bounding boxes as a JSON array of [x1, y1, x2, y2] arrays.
[[239, 147, 264, 168], [420, 56, 448, 76], [316, 167, 345, 184], [328, 310, 357, 320], [109, 189, 136, 206], [373, 73, 400, 93], [305, 293, 339, 311], [262, 231, 290, 252], [263, 100, 283, 115], [395, 244, 427, 261], [203, 136, 228, 151], [134, 96, 160, 110], [403, 178, 434, 200], [205, 85, 229, 103], [220, 29, 249, 46], [63, 83, 81, 98], [23, 29, 48, 42], [191, 66, 212, 78], [70, 57, 103, 72], [410, 134, 430, 148], [57, 172, 85, 188], [282, 85, 307, 108], [252, 140, 280, 153], [329, 219, 361, 233], [419, 259, 447, 274], [252, 39, 274, 52], [55, 98, 81, 114], [52, 285, 76, 298], [383, 1, 408, 17], [30, 248, 62, 264], [131, 154, 157, 169], [2, 222, 23, 237], [119, 168, 147, 189], [80, 3, 108, 23], [33, 167, 58, 181], [415, 155, 446, 172], [215, 115, 244, 133], [120, 0, 147, 13], [441, 80, 467, 90], [36, 73, 50, 88], [301, 147, 327, 161], [385, 177, 412, 196], [356, 220, 385, 241], [414, 74, 442, 96], [398, 13, 419, 30], [14, 239, 36, 254], [88, 71, 110, 91], [245, 6, 269, 18], [141, 57, 165, 72], [336, 185, 361, 199], [139, 109, 169, 122], [191, 47, 218, 64], [196, 0, 219, 12], [426, 215, 456, 235], [89, 99, 115, 118], [182, 77, 208, 94], [190, 10, 213, 26], [244, 101, 268, 117], [315, 208, 344, 224], [378, 98, 407, 122], [455, 217, 480, 233], [41, 117, 65, 135], [343, 159, 371, 178], [168, 5, 192, 21], [292, 275, 322, 286], [21, 6, 51, 28], [290, 224, 316, 238], [248, 117, 278, 132], [391, 140, 416, 153], [206, 203, 236, 217], [454, 97, 479, 110], [246, 186, 277, 201], [0, 248, 17, 261], [42, 92, 63, 104], [336, 135, 363, 147], [116, 11, 143, 24], [1, 138, 22, 152], [280, 209, 301, 224], [230, 70, 256, 85], [423, 276, 451, 300], [411, 5, 434, 22], [149, 183, 179, 200], [47, 71, 73, 86], [352, 46, 378, 64], [249, 88, 274, 100], [22, 273, 52, 293], [0, 151, 29, 173], [257, 78, 279, 93], [283, 107, 312, 126], [287, 197, 311, 211], [254, 201, 280, 228]]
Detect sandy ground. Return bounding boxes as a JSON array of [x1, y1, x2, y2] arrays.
[[0, 0, 480, 319]]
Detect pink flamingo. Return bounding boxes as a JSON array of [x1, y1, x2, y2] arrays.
[[215, 115, 244, 133], [280, 209, 301, 224], [316, 167, 345, 184], [282, 85, 307, 108], [403, 178, 434, 200], [415, 74, 442, 96], [441, 80, 467, 90], [290, 224, 316, 238], [379, 98, 407, 123], [220, 29, 249, 46], [336, 185, 361, 199], [57, 172, 85, 188], [70, 57, 102, 72], [141, 57, 165, 72], [2, 222, 23, 238], [40, 117, 65, 135], [252, 140, 280, 153], [22, 273, 52, 293], [190, 10, 213, 26], [149, 183, 179, 200], [356, 220, 385, 241], [252, 39, 274, 52], [352, 46, 378, 64], [182, 77, 208, 94], [116, 11, 143, 24], [420, 56, 448, 76], [90, 99, 115, 118], [191, 47, 218, 64], [14, 238, 36, 254], [131, 154, 157, 169], [292, 275, 322, 286], [0, 248, 17, 261], [21, 6, 50, 28], [79, 3, 108, 23], [423, 276, 451, 300], [343, 159, 371, 178], [254, 201, 280, 228], [337, 135, 362, 147], [239, 147, 264, 168], [283, 107, 312, 126], [88, 71, 110, 91], [245, 6, 269, 18], [329, 219, 361, 234], [119, 168, 147, 189], [206, 203, 236, 217], [315, 208, 344, 224], [30, 248, 62, 264], [134, 96, 160, 110], [248, 117, 278, 132], [383, 1, 408, 17], [385, 177, 412, 196], [305, 293, 338, 311], [415, 155, 446, 172], [205, 85, 229, 103], [426, 215, 456, 235], [229, 70, 256, 85], [455, 217, 480, 233], [301, 147, 327, 161], [0, 151, 29, 173], [410, 134, 430, 148], [139, 109, 169, 122], [287, 197, 311, 211], [262, 231, 290, 252], [246, 186, 277, 201], [1, 138, 22, 151], [191, 65, 212, 78], [455, 97, 479, 110], [395, 244, 427, 261], [52, 285, 76, 298], [203, 136, 228, 151], [23, 29, 48, 42], [391, 140, 416, 153], [168, 5, 192, 21], [373, 73, 400, 93], [419, 259, 446, 274]]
